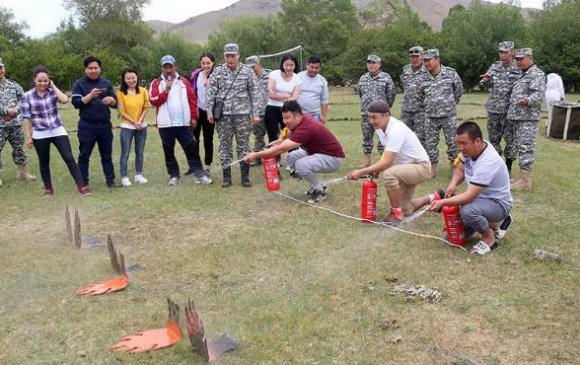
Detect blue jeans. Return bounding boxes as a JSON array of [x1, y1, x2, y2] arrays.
[[120, 127, 147, 177]]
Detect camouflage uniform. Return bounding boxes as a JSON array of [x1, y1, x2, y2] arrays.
[[507, 64, 546, 172], [400, 64, 427, 144], [206, 63, 260, 166], [252, 68, 270, 152], [0, 78, 27, 169], [419, 65, 463, 163], [482, 60, 521, 158], [358, 71, 396, 155]]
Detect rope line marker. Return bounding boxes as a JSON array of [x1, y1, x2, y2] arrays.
[[272, 191, 468, 252]]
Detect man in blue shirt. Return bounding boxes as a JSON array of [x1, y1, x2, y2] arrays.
[[71, 56, 117, 188], [427, 121, 513, 255]]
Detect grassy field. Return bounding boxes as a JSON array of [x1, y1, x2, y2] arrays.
[[1, 89, 579, 364]]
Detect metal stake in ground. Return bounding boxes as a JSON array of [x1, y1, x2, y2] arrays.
[[74, 208, 81, 249]]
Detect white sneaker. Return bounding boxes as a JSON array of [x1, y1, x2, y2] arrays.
[[193, 174, 213, 185], [134, 174, 148, 184], [168, 176, 180, 186], [121, 177, 132, 187]]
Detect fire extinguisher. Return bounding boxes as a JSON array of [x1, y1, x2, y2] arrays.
[[361, 177, 377, 223], [442, 205, 467, 246], [262, 157, 280, 192]]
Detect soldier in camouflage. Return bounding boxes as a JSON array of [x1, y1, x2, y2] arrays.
[[357, 54, 396, 167], [207, 43, 260, 188], [480, 41, 521, 174], [245, 55, 269, 156], [0, 57, 36, 186], [419, 49, 463, 177], [507, 48, 546, 190], [400, 46, 427, 145]]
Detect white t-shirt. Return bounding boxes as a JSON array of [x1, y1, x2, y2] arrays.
[[267, 70, 301, 107], [297, 71, 329, 114], [376, 116, 429, 165], [462, 141, 513, 210], [196, 72, 207, 111], [33, 126, 68, 140]]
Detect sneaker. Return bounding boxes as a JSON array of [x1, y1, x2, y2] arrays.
[[307, 189, 327, 204], [134, 174, 148, 184], [494, 214, 512, 240], [78, 186, 92, 197], [42, 187, 54, 197], [470, 240, 499, 255], [305, 185, 326, 197], [106, 180, 117, 188], [193, 174, 213, 185], [121, 177, 132, 187], [383, 212, 403, 226], [288, 168, 302, 179], [168, 176, 180, 186]]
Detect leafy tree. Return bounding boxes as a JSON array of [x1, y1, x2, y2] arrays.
[[439, 1, 527, 89], [529, 0, 580, 90], [0, 6, 28, 46]]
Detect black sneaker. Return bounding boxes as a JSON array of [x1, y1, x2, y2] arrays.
[[288, 169, 302, 179], [305, 185, 326, 197], [307, 190, 327, 204], [494, 214, 513, 240]]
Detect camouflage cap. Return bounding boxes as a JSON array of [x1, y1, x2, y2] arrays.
[[367, 54, 381, 63], [498, 41, 515, 51], [245, 55, 260, 67], [515, 48, 533, 58], [0, 58, 5, 67], [160, 55, 176, 66], [423, 48, 440, 59], [409, 46, 424, 56], [223, 43, 240, 55]]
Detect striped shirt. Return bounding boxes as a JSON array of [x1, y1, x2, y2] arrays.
[[19, 88, 63, 131]]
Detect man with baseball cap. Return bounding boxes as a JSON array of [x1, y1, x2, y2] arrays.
[[149, 54, 211, 186], [357, 54, 396, 168], [480, 41, 521, 175], [245, 55, 270, 156], [0, 57, 36, 185], [400, 46, 427, 145], [206, 43, 260, 187], [506, 48, 546, 190], [419, 48, 463, 177]]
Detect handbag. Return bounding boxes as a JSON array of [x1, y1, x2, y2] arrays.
[[212, 67, 241, 121]]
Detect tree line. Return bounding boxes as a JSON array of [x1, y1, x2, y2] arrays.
[[1, 0, 579, 92]]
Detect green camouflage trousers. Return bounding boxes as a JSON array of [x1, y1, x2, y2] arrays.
[[401, 110, 426, 145], [0, 125, 27, 169], [487, 112, 516, 159], [216, 115, 252, 167], [512, 119, 539, 172], [424, 116, 459, 163], [361, 115, 384, 155], [252, 116, 267, 152]]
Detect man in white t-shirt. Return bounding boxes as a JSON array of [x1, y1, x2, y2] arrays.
[[427, 121, 513, 255], [347, 100, 432, 225], [297, 55, 329, 123]]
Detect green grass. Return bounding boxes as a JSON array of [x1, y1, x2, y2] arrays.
[[1, 90, 579, 364]]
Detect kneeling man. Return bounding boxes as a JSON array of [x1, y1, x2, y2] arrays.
[[244, 100, 345, 203], [428, 121, 513, 255], [347, 100, 431, 225]]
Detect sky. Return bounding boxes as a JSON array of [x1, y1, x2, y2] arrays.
[[4, 0, 544, 39]]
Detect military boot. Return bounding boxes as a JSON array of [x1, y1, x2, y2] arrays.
[[359, 154, 372, 168], [221, 167, 232, 188], [511, 170, 532, 191], [240, 162, 251, 187], [16, 164, 37, 181]]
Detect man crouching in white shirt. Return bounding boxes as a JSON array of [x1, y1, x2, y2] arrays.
[[347, 100, 432, 226]]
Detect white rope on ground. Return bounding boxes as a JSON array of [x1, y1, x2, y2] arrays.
[[272, 191, 468, 252]]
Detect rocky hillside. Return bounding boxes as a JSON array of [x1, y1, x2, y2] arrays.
[[147, 0, 483, 44]]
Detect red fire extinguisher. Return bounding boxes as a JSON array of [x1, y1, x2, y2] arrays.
[[442, 205, 467, 246], [262, 157, 280, 192], [361, 177, 377, 223]]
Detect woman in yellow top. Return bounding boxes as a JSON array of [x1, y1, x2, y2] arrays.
[[116, 68, 150, 186]]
